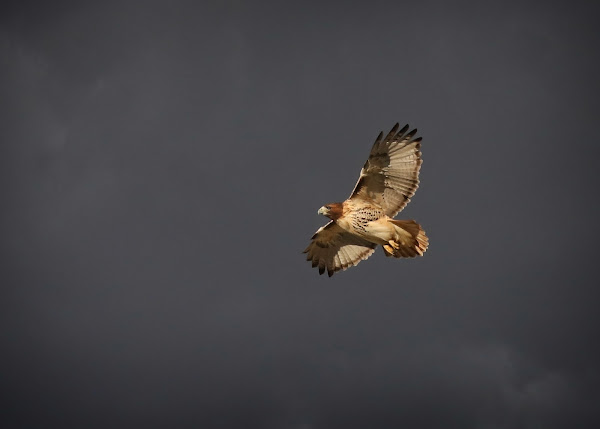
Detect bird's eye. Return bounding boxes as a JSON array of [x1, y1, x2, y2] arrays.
[[325, 205, 331, 209]]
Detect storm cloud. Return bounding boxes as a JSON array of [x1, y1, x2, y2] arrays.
[[1, 1, 599, 427]]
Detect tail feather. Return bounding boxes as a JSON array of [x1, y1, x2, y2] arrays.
[[384, 219, 428, 258]]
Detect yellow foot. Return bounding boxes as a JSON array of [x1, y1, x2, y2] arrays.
[[389, 240, 401, 249], [382, 244, 394, 256]]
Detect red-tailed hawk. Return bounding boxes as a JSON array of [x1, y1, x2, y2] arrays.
[[304, 123, 428, 276]]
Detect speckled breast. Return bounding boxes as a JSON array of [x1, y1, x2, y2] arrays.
[[349, 206, 385, 233]]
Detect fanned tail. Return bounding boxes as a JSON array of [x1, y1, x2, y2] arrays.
[[382, 219, 428, 258]]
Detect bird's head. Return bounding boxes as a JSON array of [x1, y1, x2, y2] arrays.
[[318, 202, 343, 220]]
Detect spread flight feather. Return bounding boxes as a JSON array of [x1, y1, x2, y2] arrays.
[[304, 123, 428, 277]]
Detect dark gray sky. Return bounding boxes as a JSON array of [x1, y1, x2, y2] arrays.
[[2, 1, 599, 427]]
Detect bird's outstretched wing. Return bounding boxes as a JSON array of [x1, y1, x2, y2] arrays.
[[303, 221, 377, 277], [349, 123, 422, 217]]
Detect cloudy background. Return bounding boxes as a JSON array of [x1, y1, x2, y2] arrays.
[[1, 1, 599, 427]]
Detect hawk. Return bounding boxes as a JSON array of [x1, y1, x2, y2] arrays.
[[304, 123, 428, 276]]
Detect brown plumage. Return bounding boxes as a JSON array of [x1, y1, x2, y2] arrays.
[[304, 123, 429, 277]]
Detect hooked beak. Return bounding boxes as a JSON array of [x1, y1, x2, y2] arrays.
[[318, 206, 327, 216]]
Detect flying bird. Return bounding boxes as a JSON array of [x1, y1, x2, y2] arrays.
[[304, 123, 428, 276]]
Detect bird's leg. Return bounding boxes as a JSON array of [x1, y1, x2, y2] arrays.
[[388, 240, 401, 249], [382, 244, 394, 256]]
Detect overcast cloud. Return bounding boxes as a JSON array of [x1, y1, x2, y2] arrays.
[[1, 1, 599, 428]]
